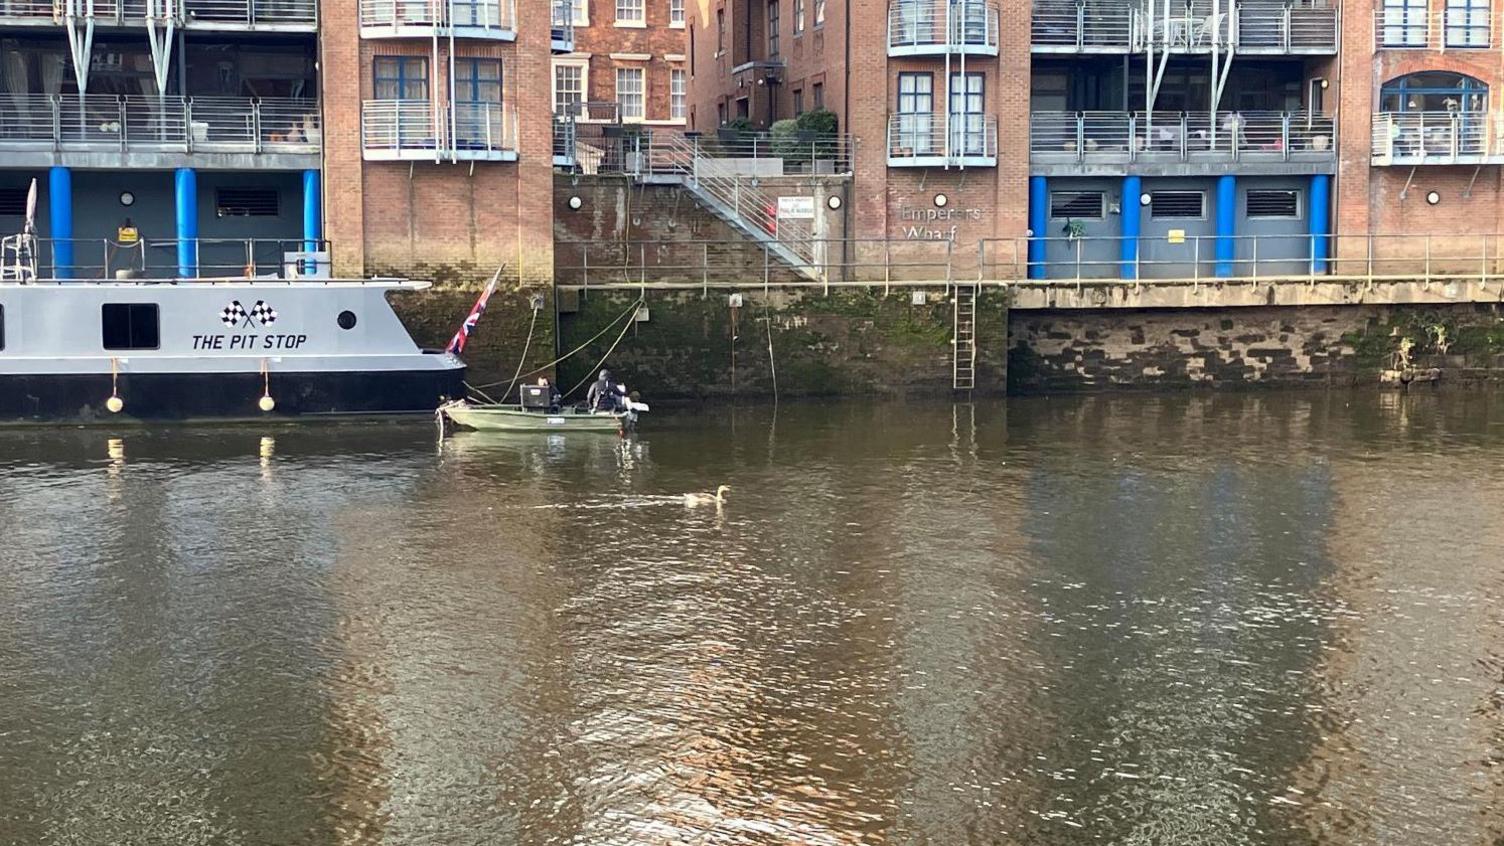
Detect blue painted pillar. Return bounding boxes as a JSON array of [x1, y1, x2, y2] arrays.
[[174, 167, 198, 278], [48, 166, 73, 279], [1028, 175, 1048, 280], [1309, 173, 1331, 275], [1120, 175, 1142, 279], [301, 169, 321, 253], [1214, 173, 1237, 278]]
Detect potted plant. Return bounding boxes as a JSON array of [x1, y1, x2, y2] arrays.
[[795, 108, 840, 172], [1061, 219, 1086, 240]]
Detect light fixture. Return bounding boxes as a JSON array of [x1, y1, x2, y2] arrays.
[[1426, 190, 1441, 205], [933, 193, 948, 208], [567, 195, 583, 210], [1140, 193, 1152, 206], [119, 191, 134, 207], [826, 194, 842, 210], [1320, 79, 1330, 89]]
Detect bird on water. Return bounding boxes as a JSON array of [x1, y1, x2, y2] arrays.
[[684, 485, 731, 507]]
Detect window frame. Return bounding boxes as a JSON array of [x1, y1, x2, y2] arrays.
[[1380, 0, 1429, 47], [669, 0, 684, 26], [455, 57, 503, 104], [614, 0, 644, 25], [812, 81, 823, 108], [373, 56, 429, 100], [1148, 190, 1207, 220], [552, 59, 588, 116], [616, 66, 645, 121], [101, 303, 160, 352], [813, 0, 824, 27], [793, 0, 804, 33], [670, 67, 687, 121], [768, 0, 780, 57], [1445, 0, 1490, 47]]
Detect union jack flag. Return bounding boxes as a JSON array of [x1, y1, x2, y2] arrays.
[[446, 266, 504, 355]]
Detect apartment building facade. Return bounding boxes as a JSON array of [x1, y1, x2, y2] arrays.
[[552, 0, 688, 125], [685, 0, 1504, 280]]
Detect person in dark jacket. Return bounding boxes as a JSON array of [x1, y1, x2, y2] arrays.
[[587, 370, 616, 411]]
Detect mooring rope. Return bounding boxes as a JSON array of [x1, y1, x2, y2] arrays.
[[467, 295, 645, 392]]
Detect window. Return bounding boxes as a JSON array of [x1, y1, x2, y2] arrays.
[[813, 0, 823, 26], [1381, 0, 1427, 46], [717, 102, 727, 125], [101, 304, 159, 351], [896, 72, 934, 153], [615, 0, 643, 24], [553, 61, 586, 115], [670, 68, 687, 120], [1380, 72, 1488, 112], [455, 58, 502, 146], [456, 58, 502, 103], [670, 0, 684, 25], [812, 82, 823, 108], [374, 57, 428, 100], [1446, 0, 1491, 46], [215, 188, 278, 217], [794, 88, 804, 114], [794, 0, 804, 32], [1150, 191, 1205, 219], [0, 187, 24, 216], [689, 25, 696, 68], [1247, 190, 1301, 219], [716, 8, 725, 52], [1050, 191, 1104, 220], [949, 71, 985, 155], [0, 304, 5, 351], [617, 67, 644, 120], [768, 0, 780, 56]]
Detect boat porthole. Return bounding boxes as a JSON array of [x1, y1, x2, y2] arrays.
[[337, 310, 357, 330]]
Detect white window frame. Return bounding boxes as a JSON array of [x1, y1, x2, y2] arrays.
[[552, 58, 589, 117], [570, 0, 588, 25], [617, 66, 645, 121], [614, 0, 644, 26], [670, 67, 687, 121], [669, 0, 684, 27], [1445, 0, 1491, 47]]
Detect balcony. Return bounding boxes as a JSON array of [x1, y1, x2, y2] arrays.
[[1030, 0, 1336, 55], [1029, 110, 1335, 174], [0, 0, 317, 31], [1372, 112, 1504, 166], [887, 114, 998, 167], [1377, 5, 1489, 49], [361, 99, 517, 162], [358, 0, 516, 39], [551, 0, 574, 51], [0, 94, 320, 169], [887, 0, 1000, 57]]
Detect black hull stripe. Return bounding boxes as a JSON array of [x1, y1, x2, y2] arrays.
[[0, 369, 467, 423]]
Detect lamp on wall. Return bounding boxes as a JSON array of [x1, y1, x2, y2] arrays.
[[1426, 190, 1441, 205], [933, 193, 948, 208], [567, 195, 583, 210]]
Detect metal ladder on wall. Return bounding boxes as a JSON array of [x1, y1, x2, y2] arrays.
[[952, 283, 978, 391]]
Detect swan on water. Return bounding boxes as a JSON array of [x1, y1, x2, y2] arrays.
[[684, 485, 730, 507]]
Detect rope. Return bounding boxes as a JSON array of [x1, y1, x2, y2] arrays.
[[764, 301, 778, 402], [563, 298, 643, 400], [467, 295, 644, 391], [492, 302, 540, 404]]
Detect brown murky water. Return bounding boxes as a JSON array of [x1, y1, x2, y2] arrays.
[[2, 393, 1503, 845]]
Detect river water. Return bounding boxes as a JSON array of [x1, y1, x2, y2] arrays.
[[2, 393, 1503, 846]]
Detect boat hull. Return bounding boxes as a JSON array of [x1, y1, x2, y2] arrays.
[[443, 405, 630, 432], [0, 367, 466, 423]]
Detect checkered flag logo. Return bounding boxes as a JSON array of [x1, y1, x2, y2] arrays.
[[249, 300, 277, 326], [221, 300, 247, 327]]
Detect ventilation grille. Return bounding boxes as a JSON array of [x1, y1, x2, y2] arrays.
[[0, 188, 26, 217], [1246, 190, 1300, 218], [1050, 191, 1104, 220], [215, 188, 279, 217], [1150, 191, 1205, 219]]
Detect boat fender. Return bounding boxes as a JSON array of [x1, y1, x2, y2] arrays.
[[106, 396, 124, 414], [259, 395, 276, 413]]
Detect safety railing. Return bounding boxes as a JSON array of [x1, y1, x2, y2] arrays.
[[887, 0, 1000, 54], [0, 0, 316, 25], [18, 237, 331, 280], [553, 114, 577, 162], [1374, 5, 1488, 49], [0, 94, 320, 154], [554, 238, 959, 289], [361, 99, 517, 160], [887, 114, 998, 164], [570, 125, 854, 175], [1030, 110, 1334, 164], [358, 0, 516, 33], [1371, 112, 1501, 165], [981, 232, 1504, 284], [1031, 0, 1138, 50], [451, 101, 517, 156], [361, 99, 440, 156]]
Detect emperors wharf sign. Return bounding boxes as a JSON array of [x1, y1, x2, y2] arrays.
[[192, 299, 309, 351], [899, 205, 984, 240]]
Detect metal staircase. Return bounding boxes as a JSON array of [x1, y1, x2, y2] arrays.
[[952, 283, 978, 390], [633, 133, 823, 282]]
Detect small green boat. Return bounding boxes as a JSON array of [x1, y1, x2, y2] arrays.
[[440, 401, 640, 433]]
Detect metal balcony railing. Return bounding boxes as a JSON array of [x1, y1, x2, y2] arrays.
[[887, 0, 1000, 54], [1372, 112, 1501, 165], [1030, 110, 1335, 164], [358, 0, 516, 33], [887, 114, 998, 164], [0, 0, 316, 26], [361, 99, 517, 160], [0, 94, 320, 154], [553, 114, 578, 163], [1031, 0, 1334, 53], [9, 237, 329, 280]]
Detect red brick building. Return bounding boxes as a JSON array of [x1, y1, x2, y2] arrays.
[[552, 0, 689, 125], [321, 0, 557, 284]]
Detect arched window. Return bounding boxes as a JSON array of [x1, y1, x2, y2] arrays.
[[1380, 72, 1488, 113]]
